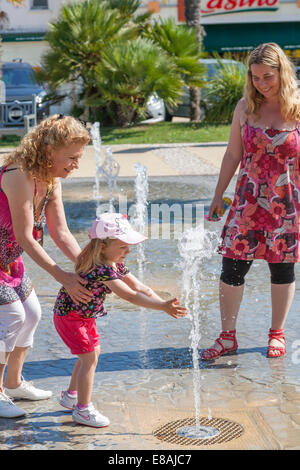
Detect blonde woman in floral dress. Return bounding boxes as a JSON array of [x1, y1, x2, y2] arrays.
[[202, 43, 300, 360]]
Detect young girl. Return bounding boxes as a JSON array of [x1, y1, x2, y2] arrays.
[[53, 212, 187, 428]]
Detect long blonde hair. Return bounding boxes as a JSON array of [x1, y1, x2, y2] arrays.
[[3, 114, 90, 184], [75, 238, 115, 274], [244, 42, 300, 121]]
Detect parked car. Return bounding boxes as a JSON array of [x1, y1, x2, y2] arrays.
[[164, 58, 245, 121], [145, 92, 166, 121], [1, 60, 50, 121]]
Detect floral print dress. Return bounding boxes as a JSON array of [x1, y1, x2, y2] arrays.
[[53, 263, 129, 318], [219, 121, 300, 263]]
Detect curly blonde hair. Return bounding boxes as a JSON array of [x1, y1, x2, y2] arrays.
[[3, 115, 90, 184], [244, 42, 300, 122]]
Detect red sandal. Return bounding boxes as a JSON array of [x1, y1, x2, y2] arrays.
[[201, 330, 238, 361], [267, 328, 286, 358]]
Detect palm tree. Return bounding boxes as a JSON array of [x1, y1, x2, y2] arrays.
[[105, 0, 152, 28], [144, 18, 205, 90], [38, 0, 185, 125], [89, 37, 183, 126], [38, 0, 133, 117], [184, 0, 202, 121]]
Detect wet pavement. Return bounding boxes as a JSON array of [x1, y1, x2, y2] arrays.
[[0, 146, 300, 451]]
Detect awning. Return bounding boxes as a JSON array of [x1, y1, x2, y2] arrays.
[[0, 32, 46, 42], [203, 22, 300, 52]]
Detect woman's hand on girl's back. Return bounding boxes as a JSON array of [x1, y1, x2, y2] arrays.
[[60, 271, 93, 304], [163, 298, 188, 319]]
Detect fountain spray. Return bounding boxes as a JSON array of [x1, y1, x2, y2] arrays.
[[90, 122, 120, 215], [133, 163, 149, 282], [177, 223, 220, 439]]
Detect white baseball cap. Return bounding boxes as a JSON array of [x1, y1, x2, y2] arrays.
[[89, 213, 147, 245]]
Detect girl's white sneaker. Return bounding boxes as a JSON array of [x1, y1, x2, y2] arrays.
[[0, 390, 26, 418], [59, 390, 77, 410], [72, 403, 110, 428]]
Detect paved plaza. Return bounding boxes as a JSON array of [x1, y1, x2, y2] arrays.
[[0, 142, 300, 451]]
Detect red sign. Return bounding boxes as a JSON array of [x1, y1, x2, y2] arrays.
[[201, 0, 279, 16], [177, 0, 186, 22]]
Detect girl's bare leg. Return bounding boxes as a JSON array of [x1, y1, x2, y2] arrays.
[[76, 346, 100, 405], [68, 359, 81, 392]]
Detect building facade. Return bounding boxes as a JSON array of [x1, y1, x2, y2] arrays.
[[199, 0, 300, 60], [0, 0, 72, 65], [140, 1, 300, 60], [1, 0, 300, 65]]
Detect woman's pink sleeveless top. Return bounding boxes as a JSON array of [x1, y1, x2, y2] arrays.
[[0, 166, 24, 287]]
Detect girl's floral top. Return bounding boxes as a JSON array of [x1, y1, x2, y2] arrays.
[[219, 121, 300, 262], [53, 263, 129, 318]]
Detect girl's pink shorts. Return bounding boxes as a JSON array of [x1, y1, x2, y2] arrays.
[[53, 311, 100, 355]]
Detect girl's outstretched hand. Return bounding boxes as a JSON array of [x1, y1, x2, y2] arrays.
[[163, 298, 188, 319]]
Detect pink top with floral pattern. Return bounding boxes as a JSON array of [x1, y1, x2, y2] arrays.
[[0, 165, 52, 287], [0, 166, 25, 286], [219, 121, 300, 263]]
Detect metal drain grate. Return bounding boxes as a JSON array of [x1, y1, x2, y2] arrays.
[[153, 417, 244, 446]]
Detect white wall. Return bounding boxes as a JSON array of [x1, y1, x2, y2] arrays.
[[3, 0, 300, 29], [1, 41, 49, 66], [1, 0, 75, 31]]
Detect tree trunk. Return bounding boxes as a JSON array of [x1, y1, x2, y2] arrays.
[[184, 0, 202, 43], [184, 0, 202, 122], [189, 87, 201, 122]]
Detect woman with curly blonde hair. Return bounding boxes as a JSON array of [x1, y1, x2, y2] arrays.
[[0, 114, 92, 418], [202, 43, 300, 361]]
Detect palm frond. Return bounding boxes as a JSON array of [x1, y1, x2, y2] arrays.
[[93, 37, 183, 110], [144, 18, 205, 88]]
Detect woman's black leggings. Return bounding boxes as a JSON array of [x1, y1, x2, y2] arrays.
[[220, 257, 295, 286]]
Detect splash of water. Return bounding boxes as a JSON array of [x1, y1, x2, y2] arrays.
[[90, 122, 102, 215], [101, 147, 120, 212], [132, 163, 149, 282], [132, 163, 149, 368], [178, 224, 219, 437], [90, 122, 120, 215]]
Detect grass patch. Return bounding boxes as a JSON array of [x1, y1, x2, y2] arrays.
[[0, 135, 21, 149], [100, 122, 230, 145], [0, 122, 230, 148]]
